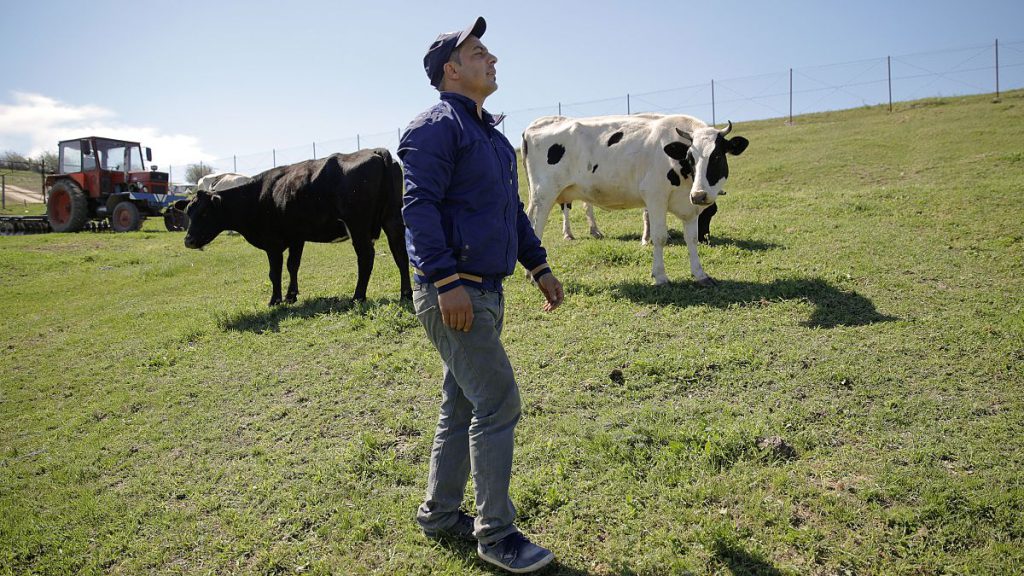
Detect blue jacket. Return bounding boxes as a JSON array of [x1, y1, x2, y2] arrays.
[[400, 92, 548, 293]]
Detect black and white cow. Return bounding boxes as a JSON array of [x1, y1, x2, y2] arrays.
[[523, 114, 748, 285], [174, 149, 412, 305]]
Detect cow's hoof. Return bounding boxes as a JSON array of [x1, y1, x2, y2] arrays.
[[352, 294, 367, 303], [268, 297, 282, 306], [652, 276, 670, 286], [697, 276, 718, 287], [563, 234, 575, 240], [285, 293, 298, 303], [400, 290, 413, 301], [591, 231, 604, 239]]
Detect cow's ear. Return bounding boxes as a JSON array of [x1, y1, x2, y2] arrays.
[[172, 199, 189, 211], [727, 137, 749, 156], [211, 194, 222, 207], [663, 142, 689, 161]]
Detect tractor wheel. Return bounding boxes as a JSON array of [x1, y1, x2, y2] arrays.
[[111, 201, 142, 232], [164, 209, 188, 232], [46, 180, 89, 232]]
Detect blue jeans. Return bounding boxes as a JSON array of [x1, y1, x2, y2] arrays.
[[413, 282, 521, 545]]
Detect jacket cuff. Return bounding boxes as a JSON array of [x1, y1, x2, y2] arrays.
[[433, 273, 463, 294], [529, 262, 552, 281]]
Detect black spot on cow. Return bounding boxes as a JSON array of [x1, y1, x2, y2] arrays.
[[663, 142, 688, 160], [592, 164, 599, 173], [706, 135, 730, 186], [666, 169, 681, 187], [607, 131, 624, 146], [547, 143, 566, 165]]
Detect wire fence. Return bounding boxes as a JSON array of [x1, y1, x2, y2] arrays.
[[168, 39, 1024, 185]]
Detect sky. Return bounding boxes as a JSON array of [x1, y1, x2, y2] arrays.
[[1, 0, 1022, 180]]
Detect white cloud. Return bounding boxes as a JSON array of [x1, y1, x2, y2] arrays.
[[0, 91, 214, 170]]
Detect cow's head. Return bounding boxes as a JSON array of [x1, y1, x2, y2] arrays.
[[663, 121, 749, 206], [173, 190, 224, 249]]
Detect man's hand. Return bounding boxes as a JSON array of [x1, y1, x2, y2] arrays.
[[537, 274, 564, 312], [438, 285, 474, 332]]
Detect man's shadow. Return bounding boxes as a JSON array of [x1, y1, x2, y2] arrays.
[[601, 277, 895, 328], [219, 296, 413, 333]]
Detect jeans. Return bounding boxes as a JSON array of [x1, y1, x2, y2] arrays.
[[413, 282, 521, 545]]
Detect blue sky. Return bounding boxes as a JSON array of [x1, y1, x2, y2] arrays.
[[1, 0, 1021, 178]]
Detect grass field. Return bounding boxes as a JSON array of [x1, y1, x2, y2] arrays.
[[2, 91, 1023, 575]]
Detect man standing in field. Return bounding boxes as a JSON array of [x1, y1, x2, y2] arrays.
[[399, 16, 564, 574]]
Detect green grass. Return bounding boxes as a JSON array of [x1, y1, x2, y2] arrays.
[[2, 91, 1023, 575]]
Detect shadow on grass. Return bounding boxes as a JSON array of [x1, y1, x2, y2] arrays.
[[432, 536, 609, 576], [610, 231, 780, 251], [712, 538, 785, 576], [604, 277, 896, 328], [219, 295, 413, 333]]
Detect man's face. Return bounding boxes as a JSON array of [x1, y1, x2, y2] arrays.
[[450, 36, 498, 99]]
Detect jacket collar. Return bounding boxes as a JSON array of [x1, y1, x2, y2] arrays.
[[440, 92, 503, 127]]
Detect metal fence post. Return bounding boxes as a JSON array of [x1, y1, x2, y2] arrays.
[[711, 80, 716, 126], [558, 102, 561, 116], [357, 135, 361, 149], [233, 155, 237, 173], [2, 174, 6, 210], [40, 159, 45, 196], [789, 68, 794, 124], [273, 149, 276, 168], [627, 93, 631, 115], [888, 56, 893, 112], [996, 38, 1000, 99], [313, 142, 317, 160]]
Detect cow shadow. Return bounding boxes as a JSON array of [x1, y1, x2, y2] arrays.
[[605, 277, 896, 328], [610, 231, 780, 251], [711, 537, 786, 576], [219, 295, 413, 333]]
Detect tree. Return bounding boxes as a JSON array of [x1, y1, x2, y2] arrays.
[[37, 150, 58, 174], [185, 163, 215, 184], [1, 150, 29, 170]]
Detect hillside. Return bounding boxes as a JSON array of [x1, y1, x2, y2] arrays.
[[1, 90, 1022, 575]]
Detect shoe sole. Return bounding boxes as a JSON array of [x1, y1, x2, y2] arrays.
[[477, 548, 554, 573]]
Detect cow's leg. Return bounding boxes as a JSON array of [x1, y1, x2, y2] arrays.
[[383, 214, 413, 300], [698, 202, 717, 245], [645, 203, 671, 285], [285, 240, 304, 303], [585, 203, 603, 238], [350, 233, 375, 301], [683, 216, 715, 286], [560, 203, 575, 240], [266, 249, 285, 306], [641, 209, 651, 245], [529, 189, 558, 243]]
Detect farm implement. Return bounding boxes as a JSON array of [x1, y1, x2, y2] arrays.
[[1, 136, 188, 236]]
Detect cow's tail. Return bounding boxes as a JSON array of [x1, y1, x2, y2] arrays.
[[373, 148, 403, 242], [521, 133, 536, 224]]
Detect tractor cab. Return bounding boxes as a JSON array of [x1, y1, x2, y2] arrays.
[[45, 136, 186, 232]]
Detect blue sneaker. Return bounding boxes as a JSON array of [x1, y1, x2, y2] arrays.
[[423, 511, 476, 541], [477, 531, 554, 573]]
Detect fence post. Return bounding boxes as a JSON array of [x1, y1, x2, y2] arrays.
[[313, 142, 317, 160], [888, 56, 893, 112], [40, 159, 45, 197], [273, 149, 276, 168], [996, 38, 1000, 99], [711, 80, 716, 126], [233, 155, 237, 173], [558, 102, 561, 116], [788, 68, 794, 124], [627, 93, 631, 115], [357, 134, 361, 149], [2, 174, 5, 210]]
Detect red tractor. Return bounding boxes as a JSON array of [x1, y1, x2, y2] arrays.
[[45, 136, 188, 232]]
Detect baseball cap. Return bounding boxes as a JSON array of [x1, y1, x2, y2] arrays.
[[423, 16, 487, 89]]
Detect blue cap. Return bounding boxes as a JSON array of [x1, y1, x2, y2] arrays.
[[423, 17, 486, 90]]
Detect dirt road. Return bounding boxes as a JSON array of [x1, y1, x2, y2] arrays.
[[1, 184, 44, 205]]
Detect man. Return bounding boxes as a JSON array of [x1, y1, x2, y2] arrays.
[[399, 16, 564, 574]]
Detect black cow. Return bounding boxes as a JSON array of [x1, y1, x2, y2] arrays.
[[174, 149, 412, 305]]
